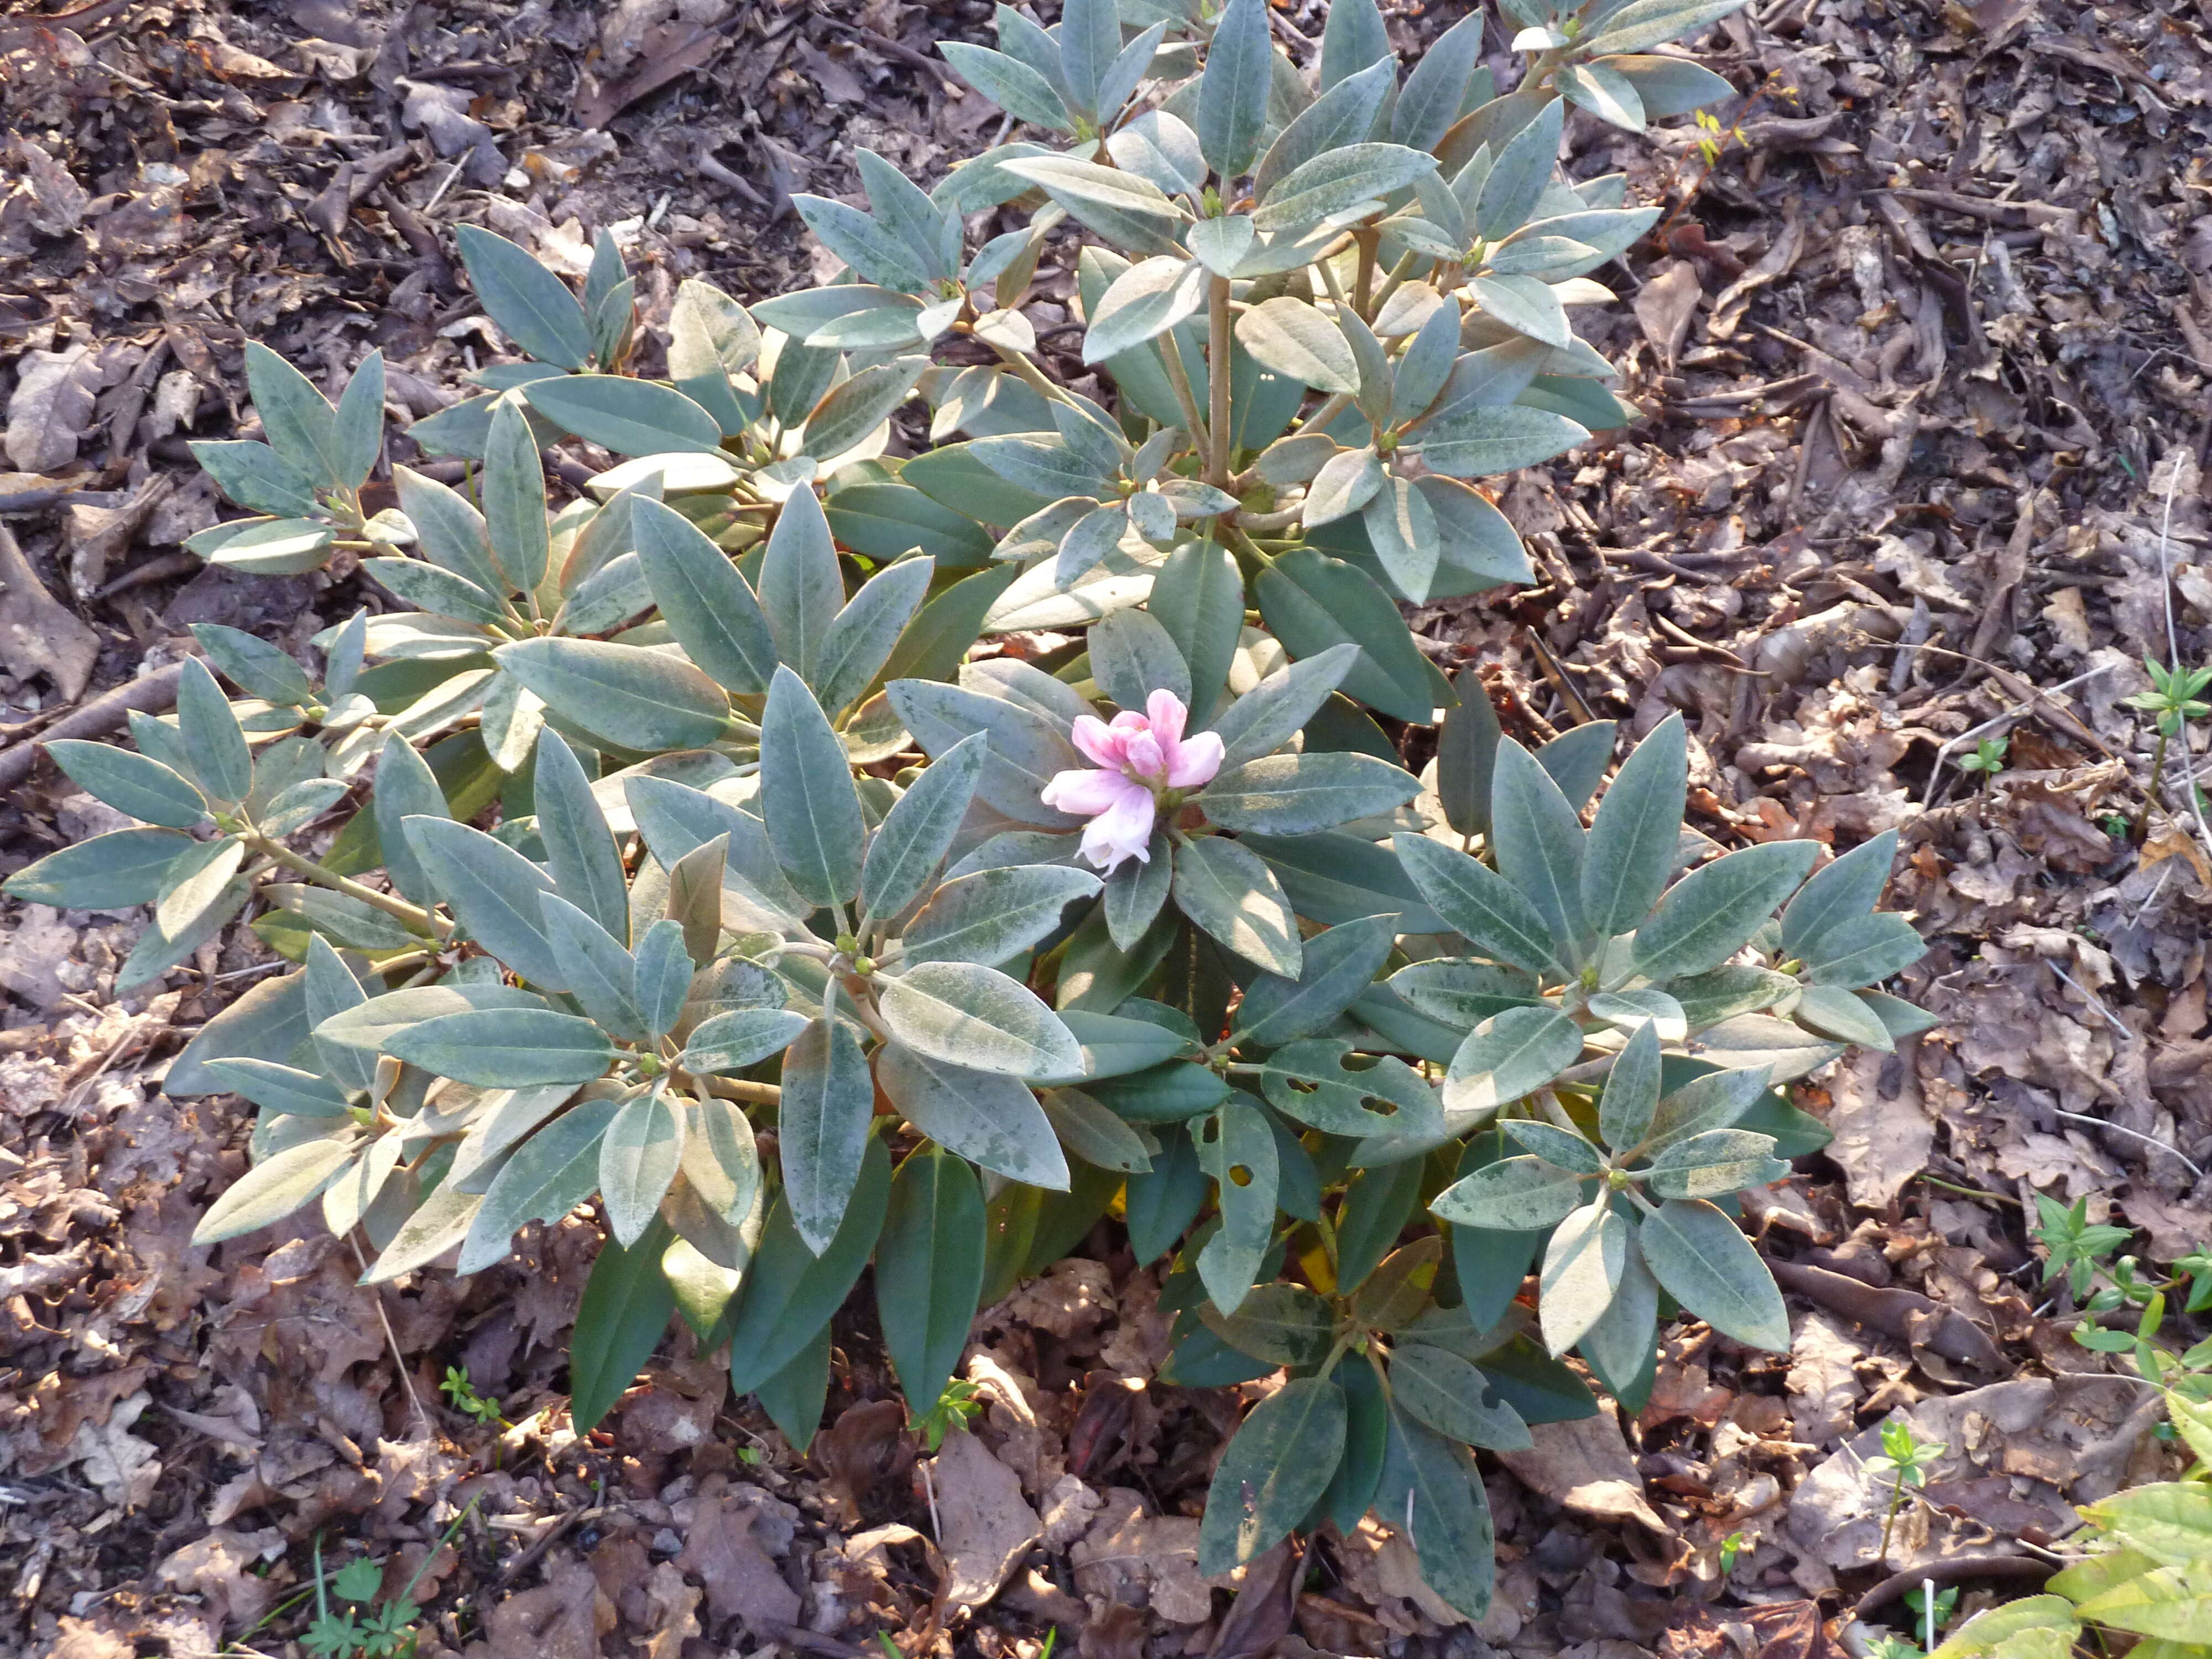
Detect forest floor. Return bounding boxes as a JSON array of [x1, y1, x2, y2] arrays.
[[3, 0, 2210, 1655]]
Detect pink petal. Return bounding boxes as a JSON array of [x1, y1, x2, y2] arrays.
[[1110, 709, 1150, 733], [1167, 729, 1224, 789], [1072, 715, 1130, 769], [1041, 767, 1134, 816], [1145, 688, 1187, 745], [1123, 730, 1166, 782], [1079, 783, 1156, 871]]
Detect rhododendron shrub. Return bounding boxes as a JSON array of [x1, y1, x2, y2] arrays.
[[7, 0, 1936, 1615]]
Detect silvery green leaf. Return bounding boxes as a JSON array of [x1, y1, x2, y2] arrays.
[[667, 279, 760, 425], [877, 960, 1083, 1077], [1579, 1233, 1658, 1391], [1637, 1197, 1789, 1351], [1500, 1118, 1604, 1172], [1255, 57, 1395, 205], [243, 341, 347, 488], [862, 732, 987, 922], [259, 778, 347, 837], [362, 556, 509, 628], [1490, 738, 1590, 955], [1430, 1152, 1584, 1230], [1580, 0, 1757, 56], [999, 155, 1188, 255], [43, 740, 206, 829], [458, 1097, 617, 1270], [801, 355, 928, 462], [1791, 982, 1896, 1051], [1419, 403, 1589, 479], [1317, 0, 1390, 89], [493, 637, 732, 753], [1391, 11, 1483, 150], [758, 486, 843, 685], [1250, 143, 1439, 234], [752, 284, 920, 345], [404, 816, 566, 989], [633, 920, 693, 1039], [1391, 833, 1561, 977], [1094, 19, 1167, 126], [1084, 255, 1208, 363], [1391, 1342, 1532, 1450], [1417, 337, 1552, 429], [1631, 839, 1820, 982], [1580, 712, 1687, 938], [1539, 1198, 1626, 1355], [761, 666, 865, 908], [1091, 606, 1191, 710], [1235, 297, 1360, 394], [189, 439, 319, 518], [816, 557, 932, 718], [482, 396, 550, 594], [938, 41, 1074, 129], [1196, 1375, 1346, 1574], [1303, 446, 1384, 527], [1644, 1128, 1789, 1200], [995, 496, 1098, 562], [601, 1088, 685, 1248], [1105, 109, 1207, 199], [888, 677, 1084, 827], [1057, 0, 1122, 118], [1386, 957, 1542, 1025], [524, 375, 726, 457], [1474, 95, 1564, 242], [1668, 964, 1797, 1027], [1417, 475, 1534, 588], [205, 1057, 352, 1118], [540, 894, 647, 1040], [1598, 1020, 1664, 1149], [555, 550, 651, 636], [779, 1015, 875, 1254], [1185, 216, 1254, 279], [902, 865, 1102, 966], [533, 727, 628, 940], [1128, 490, 1177, 541], [1197, 750, 1419, 836], [1391, 300, 1463, 429], [681, 1007, 811, 1073], [384, 1008, 618, 1086], [176, 656, 252, 804], [1687, 1014, 1838, 1083], [1855, 990, 1939, 1042], [191, 1133, 362, 1245], [1156, 479, 1237, 519], [1374, 1404, 1495, 1621], [1588, 989, 1687, 1042], [1041, 1088, 1156, 1173], [1256, 1039, 1441, 1137], [1642, 1063, 1772, 1150], [1604, 53, 1736, 117], [1232, 912, 1398, 1046], [192, 623, 315, 709], [625, 777, 805, 932], [1102, 830, 1172, 948], [855, 149, 957, 281], [633, 496, 779, 697], [1171, 834, 1301, 977], [455, 225, 592, 369], [1780, 830, 1899, 959], [1482, 233, 1599, 278], [877, 1042, 1070, 1188], [1363, 474, 1441, 602], [1196, 0, 1272, 181], [394, 466, 503, 597], [971, 434, 1118, 499], [1442, 1006, 1583, 1113], [1196, 1095, 1280, 1315], [1466, 274, 1571, 349]]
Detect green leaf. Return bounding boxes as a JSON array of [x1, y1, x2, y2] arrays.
[[1431, 1153, 1586, 1231], [1391, 833, 1558, 976], [1083, 1058, 1231, 1122], [1254, 548, 1442, 724], [1377, 1403, 1496, 1620], [456, 226, 593, 370], [1637, 1197, 1790, 1351], [904, 865, 1103, 967], [1334, 1154, 1425, 1291], [817, 557, 933, 717], [384, 1008, 617, 1086], [371, 732, 450, 907], [192, 623, 316, 708], [1632, 839, 1820, 982], [878, 960, 1083, 1077], [533, 727, 628, 938], [875, 1040, 1067, 1193], [1084, 255, 1208, 363], [1101, 831, 1173, 949], [525, 374, 723, 456], [1150, 539, 1243, 723], [1792, 983, 1896, 1050], [191, 1133, 360, 1244], [1197, 1377, 1347, 1574], [394, 466, 503, 597], [938, 41, 1073, 132], [876, 1147, 988, 1415], [1201, 1281, 1334, 1368], [482, 397, 551, 594], [189, 439, 319, 517], [176, 656, 252, 803], [494, 637, 732, 753], [404, 816, 567, 989], [1323, 1352, 1391, 1535], [727, 1138, 891, 1394], [601, 1088, 686, 1248], [1233, 913, 1398, 1046], [802, 356, 928, 462], [43, 740, 206, 828], [1386, 957, 1542, 1026], [1582, 713, 1686, 938], [1126, 1124, 1208, 1264], [1255, 1040, 1438, 1138], [1538, 1196, 1625, 1354], [1235, 297, 1360, 393], [195, 516, 336, 575], [461, 1098, 620, 1272], [861, 732, 987, 921], [826, 480, 994, 568], [632, 495, 779, 697], [759, 665, 868, 907], [1780, 830, 1898, 958], [1474, 95, 1564, 242], [1252, 143, 1439, 233], [680, 1007, 808, 1073], [1196, 1096, 1280, 1312], [1580, 0, 1756, 55], [1598, 1021, 1664, 1150], [1645, 1128, 1789, 1199], [1006, 154, 1192, 256], [1089, 607, 1192, 712], [243, 341, 347, 489], [1318, 0, 1390, 88], [1392, 1342, 1533, 1449], [568, 1214, 677, 1432], [1209, 643, 1359, 769], [1392, 11, 1483, 149], [1798, 911, 1926, 988], [204, 1057, 352, 1118], [1604, 53, 1736, 117], [1171, 834, 1302, 977], [1442, 1005, 1583, 1114], [1490, 738, 1589, 958], [1198, 750, 1418, 836], [753, 1321, 832, 1452], [1195, 0, 1273, 180], [779, 1016, 877, 1254], [1417, 403, 1588, 478], [791, 193, 930, 292]]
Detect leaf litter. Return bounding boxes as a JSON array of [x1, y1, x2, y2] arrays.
[[3, 0, 2211, 1651]]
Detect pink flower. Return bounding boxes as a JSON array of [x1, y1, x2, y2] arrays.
[[1040, 688, 1224, 872]]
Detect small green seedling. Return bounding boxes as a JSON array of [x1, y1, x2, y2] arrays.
[[1864, 1419, 1946, 1563], [910, 1378, 984, 1453], [2032, 1195, 2133, 1301], [1958, 736, 2008, 786], [304, 1541, 418, 1659], [2123, 657, 2212, 807], [1903, 1583, 1959, 1635], [439, 1365, 504, 1429], [1718, 1531, 1747, 1574]]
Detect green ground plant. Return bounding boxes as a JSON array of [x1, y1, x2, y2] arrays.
[[6, 0, 1935, 1618]]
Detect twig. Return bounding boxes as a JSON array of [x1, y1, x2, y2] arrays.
[[0, 662, 185, 788], [350, 1235, 434, 1437], [2052, 1110, 2205, 1181], [1919, 664, 2112, 805], [2151, 457, 2212, 858]]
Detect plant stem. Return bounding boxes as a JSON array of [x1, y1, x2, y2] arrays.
[[1879, 1484, 1905, 1564], [1354, 230, 1378, 317], [1207, 274, 1233, 490], [1160, 330, 1212, 468], [1369, 250, 1418, 320], [241, 830, 452, 938], [695, 1076, 782, 1107], [2148, 726, 2171, 810]]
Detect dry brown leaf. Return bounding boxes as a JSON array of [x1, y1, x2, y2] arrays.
[[930, 1427, 1042, 1611], [673, 1485, 801, 1633], [1497, 1405, 1667, 1532]]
